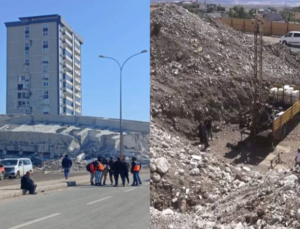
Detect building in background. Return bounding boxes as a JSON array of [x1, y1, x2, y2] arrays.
[[5, 15, 83, 116]]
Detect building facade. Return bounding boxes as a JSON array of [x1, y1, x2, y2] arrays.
[[5, 15, 83, 116]]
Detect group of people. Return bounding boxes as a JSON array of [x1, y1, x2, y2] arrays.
[[61, 154, 142, 187], [197, 119, 213, 150], [86, 156, 142, 187]]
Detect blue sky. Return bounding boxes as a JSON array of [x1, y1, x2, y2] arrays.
[[0, 0, 150, 122]]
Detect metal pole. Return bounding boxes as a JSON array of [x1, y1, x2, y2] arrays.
[[120, 66, 123, 157]]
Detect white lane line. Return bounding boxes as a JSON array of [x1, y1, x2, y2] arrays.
[[87, 196, 112, 205], [8, 213, 61, 229], [124, 187, 137, 192]]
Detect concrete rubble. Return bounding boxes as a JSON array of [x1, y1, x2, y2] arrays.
[[151, 4, 300, 138], [150, 4, 300, 229], [0, 115, 150, 165]]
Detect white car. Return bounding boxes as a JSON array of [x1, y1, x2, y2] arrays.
[[2, 158, 33, 179], [280, 31, 300, 46]]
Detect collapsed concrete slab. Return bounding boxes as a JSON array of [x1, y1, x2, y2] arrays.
[[0, 114, 150, 163]]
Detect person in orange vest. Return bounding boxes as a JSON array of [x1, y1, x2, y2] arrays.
[[95, 158, 105, 186], [131, 157, 142, 186], [86, 160, 98, 186]]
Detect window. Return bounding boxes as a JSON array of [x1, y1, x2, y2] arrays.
[[24, 59, 29, 65], [42, 56, 49, 63], [24, 26, 29, 39], [43, 73, 49, 79], [43, 99, 49, 104], [18, 84, 23, 90], [43, 82, 49, 87], [24, 66, 29, 72], [23, 109, 30, 114], [18, 93, 21, 99], [43, 91, 49, 99], [23, 83, 30, 89], [43, 107, 49, 114], [43, 40, 49, 53], [43, 64, 48, 71], [294, 33, 300, 38], [43, 24, 49, 36], [286, 33, 293, 37], [24, 42, 30, 55]]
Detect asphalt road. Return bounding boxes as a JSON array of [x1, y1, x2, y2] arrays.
[[0, 170, 87, 187], [0, 173, 150, 229]]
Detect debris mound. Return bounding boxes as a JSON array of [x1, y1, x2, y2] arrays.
[[150, 4, 300, 229], [150, 4, 300, 138]]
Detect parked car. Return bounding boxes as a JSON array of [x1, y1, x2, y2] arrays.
[[0, 163, 5, 180], [280, 31, 300, 46], [2, 158, 33, 179]]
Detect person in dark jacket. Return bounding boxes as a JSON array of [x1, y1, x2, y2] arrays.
[[131, 157, 142, 186], [206, 119, 213, 140], [61, 155, 72, 180], [202, 120, 210, 150], [197, 121, 204, 144], [21, 171, 37, 195], [122, 158, 130, 185], [108, 157, 114, 185], [113, 157, 125, 187]]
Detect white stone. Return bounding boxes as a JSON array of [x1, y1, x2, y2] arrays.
[[242, 166, 251, 172], [178, 169, 184, 175], [151, 172, 161, 183], [150, 163, 157, 172], [190, 168, 200, 176], [154, 157, 170, 175], [296, 209, 300, 220], [162, 208, 174, 216]]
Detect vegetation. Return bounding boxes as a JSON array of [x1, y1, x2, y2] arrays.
[[228, 6, 255, 19]]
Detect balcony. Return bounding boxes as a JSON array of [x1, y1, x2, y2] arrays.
[[65, 71, 73, 78], [75, 46, 81, 54], [64, 54, 73, 63], [64, 30, 73, 40], [75, 55, 81, 61], [75, 85, 81, 92], [75, 62, 81, 69], [63, 87, 73, 95], [64, 103, 73, 110], [64, 63, 73, 72], [75, 107, 81, 113], [75, 77, 81, 84], [63, 39, 73, 48], [75, 39, 80, 46], [75, 92, 81, 98], [75, 70, 81, 77], [75, 100, 81, 106], [65, 47, 72, 54]]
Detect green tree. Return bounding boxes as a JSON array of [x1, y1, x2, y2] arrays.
[[281, 10, 295, 22]]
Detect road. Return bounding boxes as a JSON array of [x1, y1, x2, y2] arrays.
[[0, 170, 87, 187], [0, 172, 150, 229]]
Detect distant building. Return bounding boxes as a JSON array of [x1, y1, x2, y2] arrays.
[[263, 12, 283, 22], [5, 15, 83, 116]]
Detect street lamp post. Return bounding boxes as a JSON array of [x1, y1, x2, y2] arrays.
[[99, 50, 147, 157]]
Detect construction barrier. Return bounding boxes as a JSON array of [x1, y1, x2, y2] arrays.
[[219, 18, 300, 36]]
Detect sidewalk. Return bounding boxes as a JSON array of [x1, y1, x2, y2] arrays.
[[0, 175, 90, 200]]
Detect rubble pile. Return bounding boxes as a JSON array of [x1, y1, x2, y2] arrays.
[[150, 124, 300, 229], [36, 158, 88, 172], [150, 4, 300, 137], [151, 4, 300, 228]]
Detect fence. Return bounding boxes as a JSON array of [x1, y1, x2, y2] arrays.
[[219, 17, 300, 36]]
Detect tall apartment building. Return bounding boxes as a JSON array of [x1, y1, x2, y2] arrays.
[[5, 15, 83, 116]]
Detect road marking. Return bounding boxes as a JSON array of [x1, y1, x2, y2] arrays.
[[8, 213, 61, 229], [87, 196, 112, 205], [124, 187, 137, 192]]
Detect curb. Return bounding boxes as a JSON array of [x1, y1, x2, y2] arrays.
[[0, 177, 89, 200]]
